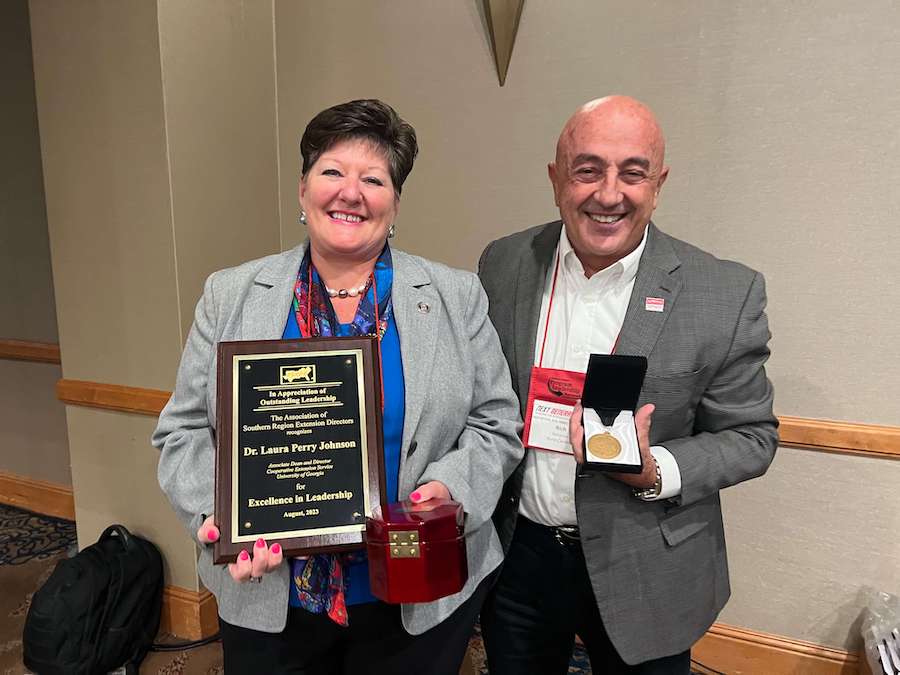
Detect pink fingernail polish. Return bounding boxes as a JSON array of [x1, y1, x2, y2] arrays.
[[271, 543, 281, 555], [410, 491, 421, 502], [208, 529, 219, 543], [256, 538, 265, 548], [239, 550, 249, 561]]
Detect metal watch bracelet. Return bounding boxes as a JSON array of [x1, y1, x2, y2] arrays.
[[633, 460, 662, 501]]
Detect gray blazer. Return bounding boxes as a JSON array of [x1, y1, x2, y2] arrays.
[[478, 221, 778, 664], [152, 243, 524, 635]]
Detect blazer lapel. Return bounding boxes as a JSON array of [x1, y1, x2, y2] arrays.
[[391, 250, 439, 457], [513, 222, 560, 404], [241, 244, 307, 341], [616, 224, 682, 358]]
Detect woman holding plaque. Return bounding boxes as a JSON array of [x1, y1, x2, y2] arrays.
[[153, 99, 524, 674]]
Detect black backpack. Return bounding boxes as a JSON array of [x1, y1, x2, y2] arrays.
[[23, 524, 164, 675]]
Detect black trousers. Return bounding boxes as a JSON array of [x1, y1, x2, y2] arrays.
[[218, 568, 495, 675], [481, 517, 691, 675]]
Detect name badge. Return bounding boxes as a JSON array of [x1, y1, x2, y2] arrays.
[[522, 366, 585, 454]]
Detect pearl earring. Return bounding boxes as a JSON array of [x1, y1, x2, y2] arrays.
[[299, 210, 307, 225]]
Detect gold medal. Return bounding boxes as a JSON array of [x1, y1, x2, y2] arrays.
[[587, 432, 622, 460]]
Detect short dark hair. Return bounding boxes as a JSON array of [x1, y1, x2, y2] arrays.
[[300, 99, 418, 196]]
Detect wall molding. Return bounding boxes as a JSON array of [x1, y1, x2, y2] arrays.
[[54, 378, 900, 461], [0, 339, 61, 364], [56, 379, 170, 416], [694, 622, 860, 674], [0, 471, 75, 520], [779, 415, 900, 459], [160, 586, 219, 640]]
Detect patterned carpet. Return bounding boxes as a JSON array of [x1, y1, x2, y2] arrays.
[[0, 504, 77, 675], [0, 504, 600, 674]]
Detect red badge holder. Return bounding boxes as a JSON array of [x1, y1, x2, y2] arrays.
[[522, 367, 584, 453]]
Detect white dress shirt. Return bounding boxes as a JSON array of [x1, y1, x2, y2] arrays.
[[518, 225, 681, 527]]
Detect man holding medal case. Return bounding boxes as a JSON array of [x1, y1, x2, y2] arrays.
[[478, 96, 779, 674]]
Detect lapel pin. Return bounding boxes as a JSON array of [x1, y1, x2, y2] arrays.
[[417, 301, 430, 314], [645, 297, 665, 312]]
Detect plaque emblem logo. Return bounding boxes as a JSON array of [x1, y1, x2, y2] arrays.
[[280, 365, 316, 385]]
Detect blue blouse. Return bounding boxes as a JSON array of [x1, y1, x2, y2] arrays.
[[282, 308, 405, 606]]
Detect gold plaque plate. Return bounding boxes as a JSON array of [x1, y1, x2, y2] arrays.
[[587, 433, 622, 460]]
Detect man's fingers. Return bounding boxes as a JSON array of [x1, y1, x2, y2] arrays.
[[228, 549, 252, 582], [569, 401, 585, 464], [410, 480, 450, 503], [250, 538, 269, 578]]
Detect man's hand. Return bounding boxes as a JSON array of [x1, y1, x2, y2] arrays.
[[197, 514, 285, 582], [569, 401, 658, 489]]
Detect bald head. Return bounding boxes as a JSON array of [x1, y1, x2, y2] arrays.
[[556, 96, 666, 171], [548, 95, 669, 276]]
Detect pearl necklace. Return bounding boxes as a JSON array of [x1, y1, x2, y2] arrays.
[[324, 280, 369, 299]]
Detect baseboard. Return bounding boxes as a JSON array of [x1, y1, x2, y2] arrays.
[[160, 586, 220, 640], [694, 622, 861, 674], [154, 589, 864, 672], [0, 471, 75, 520]]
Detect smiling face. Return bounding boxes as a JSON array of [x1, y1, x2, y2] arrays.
[[299, 138, 398, 263], [549, 97, 668, 276]]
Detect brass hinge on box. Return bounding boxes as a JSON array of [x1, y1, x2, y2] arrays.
[[389, 530, 420, 558]]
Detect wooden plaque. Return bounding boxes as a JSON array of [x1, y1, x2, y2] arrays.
[[213, 337, 385, 564]]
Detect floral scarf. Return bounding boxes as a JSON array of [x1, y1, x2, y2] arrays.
[[289, 245, 392, 626]]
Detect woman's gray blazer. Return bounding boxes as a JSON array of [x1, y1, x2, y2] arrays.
[[152, 243, 524, 635]]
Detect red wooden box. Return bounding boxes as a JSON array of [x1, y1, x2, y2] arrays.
[[366, 499, 467, 604]]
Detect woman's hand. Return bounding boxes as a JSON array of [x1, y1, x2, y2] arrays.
[[197, 515, 220, 545], [197, 515, 285, 582], [409, 481, 451, 503]]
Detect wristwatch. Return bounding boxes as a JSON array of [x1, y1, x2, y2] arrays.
[[633, 460, 662, 501]]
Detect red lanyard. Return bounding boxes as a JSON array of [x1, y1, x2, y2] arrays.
[[537, 251, 562, 368], [295, 265, 385, 410], [536, 250, 620, 368]]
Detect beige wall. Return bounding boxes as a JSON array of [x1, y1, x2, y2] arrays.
[[29, 0, 899, 650], [0, 361, 69, 486], [0, 0, 69, 486], [721, 447, 900, 648], [29, 0, 187, 582], [274, 1, 899, 652], [156, 0, 281, 339], [29, 0, 279, 589], [276, 0, 900, 424]]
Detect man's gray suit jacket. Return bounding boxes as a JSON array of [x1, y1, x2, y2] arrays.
[[478, 221, 778, 665], [153, 243, 524, 636]]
